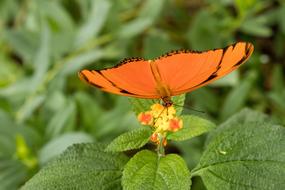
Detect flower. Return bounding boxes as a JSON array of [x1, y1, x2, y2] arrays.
[[150, 104, 164, 117], [138, 111, 153, 125], [168, 118, 183, 132], [137, 103, 183, 146]]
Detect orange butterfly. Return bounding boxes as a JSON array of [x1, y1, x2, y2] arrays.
[[79, 42, 254, 107]]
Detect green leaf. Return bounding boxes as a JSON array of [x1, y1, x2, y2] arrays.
[[122, 150, 191, 190], [129, 94, 185, 116], [235, 0, 256, 15], [59, 49, 106, 76], [207, 108, 275, 145], [0, 53, 22, 87], [143, 30, 180, 59], [31, 1, 76, 57], [94, 97, 141, 140], [172, 94, 186, 115], [210, 71, 238, 87], [0, 24, 50, 106], [119, 18, 152, 39], [220, 71, 257, 120], [39, 132, 94, 165], [279, 5, 285, 34], [0, 1, 18, 24], [118, 0, 164, 38], [22, 143, 128, 190], [0, 110, 41, 189], [0, 79, 34, 101], [0, 109, 41, 157], [75, 92, 103, 130], [190, 88, 220, 113], [271, 64, 285, 93], [15, 95, 45, 123], [38, 1, 74, 32], [128, 98, 158, 115], [46, 99, 76, 138], [3, 29, 39, 62], [187, 11, 224, 50], [192, 110, 285, 190], [105, 127, 152, 152], [75, 0, 111, 47], [167, 115, 216, 141], [240, 15, 272, 37], [207, 108, 275, 144], [268, 92, 285, 112], [0, 159, 28, 190]]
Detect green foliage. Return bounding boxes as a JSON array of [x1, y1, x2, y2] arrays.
[[192, 109, 285, 190], [122, 150, 191, 190], [167, 115, 216, 141], [0, 159, 28, 190], [75, 0, 111, 47], [38, 132, 94, 164], [118, 0, 164, 38], [0, 0, 285, 189], [220, 71, 257, 120], [22, 143, 128, 190], [105, 127, 152, 152], [21, 109, 285, 190]]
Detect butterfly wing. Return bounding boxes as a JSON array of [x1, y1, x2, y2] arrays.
[[155, 42, 254, 96], [79, 42, 253, 99], [79, 58, 160, 98]]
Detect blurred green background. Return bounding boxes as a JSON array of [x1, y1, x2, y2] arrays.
[[0, 0, 285, 189]]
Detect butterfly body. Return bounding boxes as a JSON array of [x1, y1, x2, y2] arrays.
[[79, 42, 254, 104], [148, 60, 171, 99]]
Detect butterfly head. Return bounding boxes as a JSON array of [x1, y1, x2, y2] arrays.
[[162, 96, 173, 107]]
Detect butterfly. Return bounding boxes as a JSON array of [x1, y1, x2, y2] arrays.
[[79, 42, 254, 107]]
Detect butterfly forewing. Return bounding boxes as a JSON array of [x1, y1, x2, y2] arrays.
[[155, 49, 224, 93], [154, 42, 254, 96], [79, 58, 160, 98]]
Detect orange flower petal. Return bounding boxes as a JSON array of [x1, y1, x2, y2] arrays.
[[168, 118, 183, 132], [138, 112, 153, 125]]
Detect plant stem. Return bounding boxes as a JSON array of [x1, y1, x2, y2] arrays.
[[157, 134, 165, 157]]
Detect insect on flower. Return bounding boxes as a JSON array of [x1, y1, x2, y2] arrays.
[[79, 42, 253, 107], [79, 42, 254, 146]]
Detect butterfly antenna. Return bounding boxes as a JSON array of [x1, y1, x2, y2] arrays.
[[173, 103, 206, 114]]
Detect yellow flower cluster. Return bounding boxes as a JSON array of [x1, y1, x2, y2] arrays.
[[137, 103, 183, 145]]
